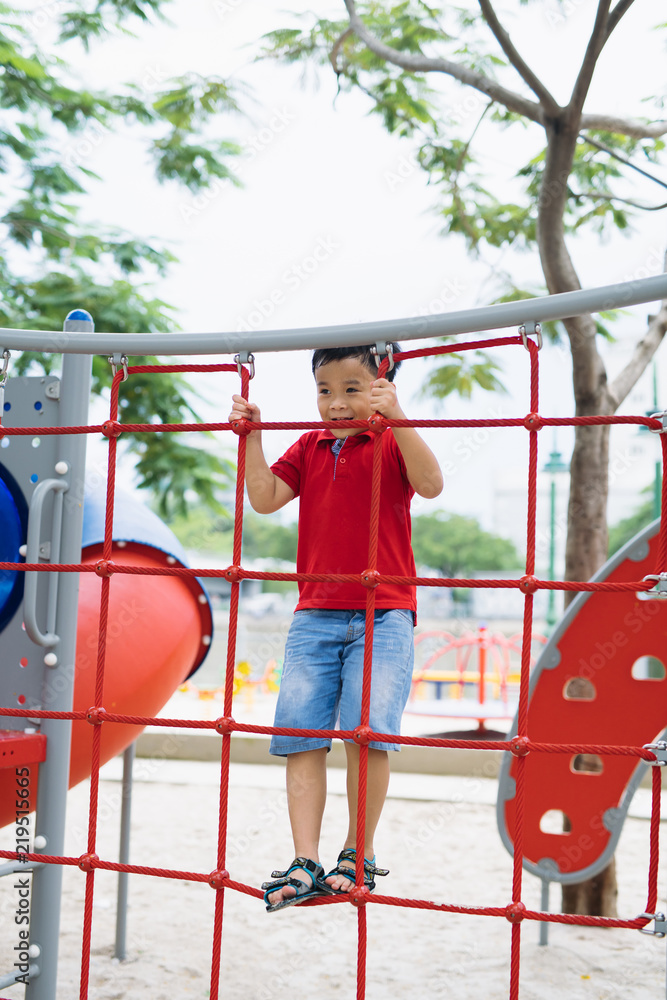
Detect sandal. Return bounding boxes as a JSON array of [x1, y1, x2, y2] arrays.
[[325, 848, 389, 894], [261, 857, 331, 913]]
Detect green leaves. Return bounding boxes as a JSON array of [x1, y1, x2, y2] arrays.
[[412, 511, 521, 578], [419, 347, 505, 400], [0, 2, 247, 515]]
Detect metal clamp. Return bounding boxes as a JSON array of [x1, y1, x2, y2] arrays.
[[648, 410, 667, 434], [23, 479, 68, 649], [371, 342, 395, 372], [643, 741, 667, 766], [519, 322, 543, 351], [638, 911, 667, 937], [234, 352, 255, 379], [0, 349, 9, 385], [108, 354, 129, 382], [642, 573, 667, 598]]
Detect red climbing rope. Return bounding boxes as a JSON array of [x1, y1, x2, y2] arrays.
[[0, 336, 664, 999]]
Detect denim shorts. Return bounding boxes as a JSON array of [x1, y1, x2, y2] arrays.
[[270, 608, 415, 755]]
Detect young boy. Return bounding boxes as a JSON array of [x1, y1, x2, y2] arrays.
[[229, 344, 443, 912]]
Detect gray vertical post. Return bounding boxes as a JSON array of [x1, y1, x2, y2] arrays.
[[26, 311, 93, 1000], [114, 742, 135, 961], [539, 878, 550, 946]]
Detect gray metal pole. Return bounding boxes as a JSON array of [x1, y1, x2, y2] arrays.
[[26, 311, 93, 1000], [539, 878, 550, 946], [114, 742, 136, 961], [0, 273, 665, 356]]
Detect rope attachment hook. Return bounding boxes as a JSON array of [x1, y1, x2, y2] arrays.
[[371, 342, 394, 373], [108, 353, 129, 382], [234, 352, 255, 379], [642, 574, 667, 598], [637, 911, 667, 937], [0, 349, 10, 417], [519, 322, 543, 351], [642, 740, 667, 765], [648, 410, 667, 434]]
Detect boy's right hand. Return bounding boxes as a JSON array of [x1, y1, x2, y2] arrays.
[[229, 395, 261, 435]]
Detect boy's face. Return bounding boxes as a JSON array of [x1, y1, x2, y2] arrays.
[[315, 356, 376, 438]]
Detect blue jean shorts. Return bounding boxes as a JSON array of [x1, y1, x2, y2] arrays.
[[270, 608, 415, 756]]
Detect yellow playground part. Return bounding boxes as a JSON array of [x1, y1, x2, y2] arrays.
[[407, 625, 546, 728]]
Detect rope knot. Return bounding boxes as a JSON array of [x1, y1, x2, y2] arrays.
[[367, 413, 387, 433], [360, 569, 380, 589], [231, 418, 251, 436], [352, 725, 372, 746], [508, 736, 531, 757], [505, 901, 526, 923], [77, 852, 99, 872], [519, 575, 538, 595], [349, 885, 371, 907], [208, 869, 230, 889], [94, 559, 116, 578], [215, 717, 235, 735], [102, 419, 122, 438], [86, 706, 107, 726], [223, 565, 243, 583], [523, 412, 543, 431]]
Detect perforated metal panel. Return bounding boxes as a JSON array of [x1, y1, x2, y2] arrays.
[[0, 375, 63, 724]]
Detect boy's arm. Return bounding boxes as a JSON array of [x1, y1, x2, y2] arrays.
[[229, 395, 296, 513], [370, 379, 444, 499]]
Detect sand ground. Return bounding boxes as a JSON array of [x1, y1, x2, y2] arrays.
[[1, 754, 665, 1000]]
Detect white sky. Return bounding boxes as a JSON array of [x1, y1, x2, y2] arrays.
[[26, 0, 667, 536]]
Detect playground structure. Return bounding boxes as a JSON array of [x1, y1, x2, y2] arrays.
[[406, 625, 547, 730], [0, 274, 667, 1000]]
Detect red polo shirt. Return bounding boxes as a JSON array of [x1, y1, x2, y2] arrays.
[[271, 429, 416, 615]]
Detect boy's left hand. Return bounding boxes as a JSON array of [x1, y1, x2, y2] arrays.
[[370, 378, 404, 420]]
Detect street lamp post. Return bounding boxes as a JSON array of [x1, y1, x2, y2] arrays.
[[543, 447, 569, 630]]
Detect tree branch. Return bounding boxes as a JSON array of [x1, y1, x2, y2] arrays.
[[476, 0, 561, 116], [606, 0, 637, 39], [607, 260, 667, 408], [568, 0, 612, 121], [580, 114, 667, 139], [342, 0, 544, 124]]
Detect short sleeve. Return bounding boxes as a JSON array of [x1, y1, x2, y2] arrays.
[[270, 436, 305, 496]]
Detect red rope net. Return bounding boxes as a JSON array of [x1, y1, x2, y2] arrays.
[[0, 342, 665, 999]]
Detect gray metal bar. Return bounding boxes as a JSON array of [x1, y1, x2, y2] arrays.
[[0, 964, 40, 990], [114, 742, 136, 961], [26, 312, 93, 1000], [0, 274, 666, 356], [539, 878, 550, 946], [0, 861, 44, 877]]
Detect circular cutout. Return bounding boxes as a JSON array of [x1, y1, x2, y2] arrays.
[[539, 809, 570, 835], [563, 677, 596, 700], [631, 656, 666, 681]]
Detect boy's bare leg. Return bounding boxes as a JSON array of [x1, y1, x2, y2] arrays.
[[266, 747, 328, 906], [325, 744, 390, 892]]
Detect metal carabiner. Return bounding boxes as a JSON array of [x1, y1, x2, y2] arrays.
[[371, 342, 395, 373], [519, 322, 543, 351], [108, 354, 129, 382], [0, 349, 10, 386], [234, 352, 255, 379]]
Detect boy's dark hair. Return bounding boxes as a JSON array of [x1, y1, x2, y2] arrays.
[[311, 343, 402, 382]]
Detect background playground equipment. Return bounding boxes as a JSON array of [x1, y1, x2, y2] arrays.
[[2, 276, 667, 1000], [406, 625, 546, 731], [497, 518, 667, 932], [178, 657, 282, 708], [0, 478, 213, 832]]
